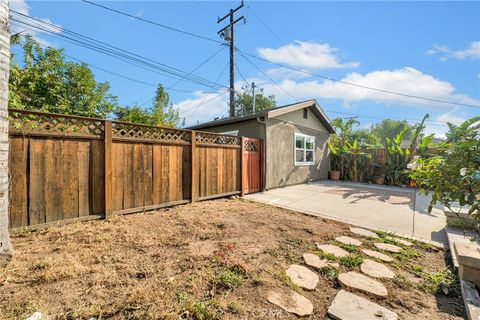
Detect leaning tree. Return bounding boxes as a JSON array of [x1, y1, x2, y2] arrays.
[[0, 0, 12, 265]]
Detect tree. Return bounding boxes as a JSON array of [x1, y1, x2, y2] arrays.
[[114, 84, 183, 127], [370, 119, 413, 146], [0, 0, 13, 264], [409, 116, 480, 231], [9, 35, 117, 118], [233, 83, 276, 117], [327, 117, 360, 179]]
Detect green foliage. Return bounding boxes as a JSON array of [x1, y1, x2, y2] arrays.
[[114, 84, 183, 127], [9, 35, 117, 118], [319, 265, 339, 281], [234, 83, 276, 116], [370, 119, 413, 146], [328, 118, 361, 175], [318, 251, 337, 261], [339, 255, 364, 268], [409, 116, 480, 231], [214, 268, 244, 290], [336, 242, 358, 253], [418, 269, 458, 294]]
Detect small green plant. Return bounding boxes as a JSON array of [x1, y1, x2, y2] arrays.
[[392, 247, 421, 261], [319, 266, 339, 281], [339, 255, 363, 268], [318, 251, 337, 261], [215, 269, 244, 290], [338, 243, 358, 252], [227, 301, 242, 314], [189, 300, 220, 320], [393, 276, 414, 290], [250, 273, 264, 286], [418, 269, 459, 294]]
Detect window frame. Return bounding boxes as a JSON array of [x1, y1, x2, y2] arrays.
[[294, 133, 315, 166]]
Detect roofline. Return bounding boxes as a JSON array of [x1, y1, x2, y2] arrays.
[[186, 99, 335, 133]]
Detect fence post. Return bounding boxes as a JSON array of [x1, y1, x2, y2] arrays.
[[104, 120, 112, 218], [191, 131, 197, 202], [240, 136, 245, 197]]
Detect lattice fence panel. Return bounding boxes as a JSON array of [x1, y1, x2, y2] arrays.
[[112, 122, 191, 143], [244, 139, 259, 152], [196, 132, 241, 146], [9, 109, 104, 137]]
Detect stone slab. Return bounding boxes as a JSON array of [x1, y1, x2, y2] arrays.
[[328, 290, 398, 320], [361, 249, 394, 262], [461, 280, 480, 320], [303, 253, 339, 269], [361, 259, 395, 279], [374, 243, 402, 253], [286, 264, 319, 290], [268, 289, 313, 317], [338, 271, 388, 298], [335, 236, 362, 246], [350, 227, 379, 239], [316, 244, 349, 258], [455, 241, 480, 269], [446, 225, 478, 268]]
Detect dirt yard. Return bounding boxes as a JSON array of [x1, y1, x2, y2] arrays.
[[0, 199, 464, 319]]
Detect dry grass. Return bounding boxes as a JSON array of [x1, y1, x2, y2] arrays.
[[0, 199, 464, 319]]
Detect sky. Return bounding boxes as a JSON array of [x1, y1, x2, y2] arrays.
[[9, 0, 480, 136]]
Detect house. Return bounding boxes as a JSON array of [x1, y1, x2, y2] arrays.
[[188, 99, 335, 190]]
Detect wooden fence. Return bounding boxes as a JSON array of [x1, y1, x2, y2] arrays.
[[8, 109, 254, 229]]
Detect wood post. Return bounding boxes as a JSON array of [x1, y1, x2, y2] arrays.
[[240, 136, 245, 197], [104, 120, 112, 218], [191, 131, 197, 202]]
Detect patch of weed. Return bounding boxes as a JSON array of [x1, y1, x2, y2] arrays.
[[250, 273, 264, 286], [285, 236, 304, 247], [319, 266, 339, 281], [391, 247, 421, 261], [339, 255, 363, 269], [214, 268, 244, 290], [177, 293, 221, 320], [338, 243, 358, 253], [418, 269, 459, 294], [318, 251, 337, 261], [227, 301, 242, 314], [393, 276, 414, 290]]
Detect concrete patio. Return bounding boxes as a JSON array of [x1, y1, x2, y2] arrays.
[[246, 180, 447, 245]]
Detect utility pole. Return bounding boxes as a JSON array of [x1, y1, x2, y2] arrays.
[[252, 82, 256, 114], [217, 1, 244, 117]]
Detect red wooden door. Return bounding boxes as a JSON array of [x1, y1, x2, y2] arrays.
[[242, 138, 263, 195]]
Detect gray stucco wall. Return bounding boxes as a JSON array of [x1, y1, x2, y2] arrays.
[[195, 119, 265, 139], [266, 109, 330, 189]]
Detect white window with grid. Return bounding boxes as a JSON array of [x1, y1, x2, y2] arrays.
[[294, 133, 315, 166]]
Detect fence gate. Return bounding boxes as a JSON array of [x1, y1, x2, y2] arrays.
[[242, 138, 263, 195]]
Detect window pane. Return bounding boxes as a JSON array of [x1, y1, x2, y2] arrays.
[[295, 149, 304, 162], [295, 135, 304, 148], [306, 138, 314, 150], [306, 151, 314, 162]]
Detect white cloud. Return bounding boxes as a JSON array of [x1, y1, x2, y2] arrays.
[[427, 41, 480, 60], [258, 41, 359, 69], [265, 67, 310, 80], [257, 67, 480, 108], [436, 108, 467, 124], [174, 90, 230, 126], [9, 0, 62, 46]]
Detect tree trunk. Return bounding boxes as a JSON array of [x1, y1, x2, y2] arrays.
[[0, 0, 12, 264]]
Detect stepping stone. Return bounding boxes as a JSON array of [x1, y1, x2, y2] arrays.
[[328, 290, 398, 320], [388, 237, 413, 247], [338, 271, 388, 298], [361, 249, 394, 262], [303, 253, 339, 269], [360, 259, 395, 279], [316, 244, 349, 258], [374, 243, 402, 253], [286, 264, 319, 290], [268, 289, 313, 317], [335, 236, 362, 246], [350, 227, 379, 239]]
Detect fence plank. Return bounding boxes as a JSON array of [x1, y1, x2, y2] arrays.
[[144, 144, 154, 206], [63, 140, 79, 220], [78, 141, 91, 216], [9, 138, 28, 227]]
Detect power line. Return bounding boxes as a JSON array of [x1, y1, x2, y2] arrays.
[[235, 62, 249, 87], [237, 50, 297, 101], [81, 0, 223, 44], [10, 11, 228, 90], [236, 48, 480, 109]]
